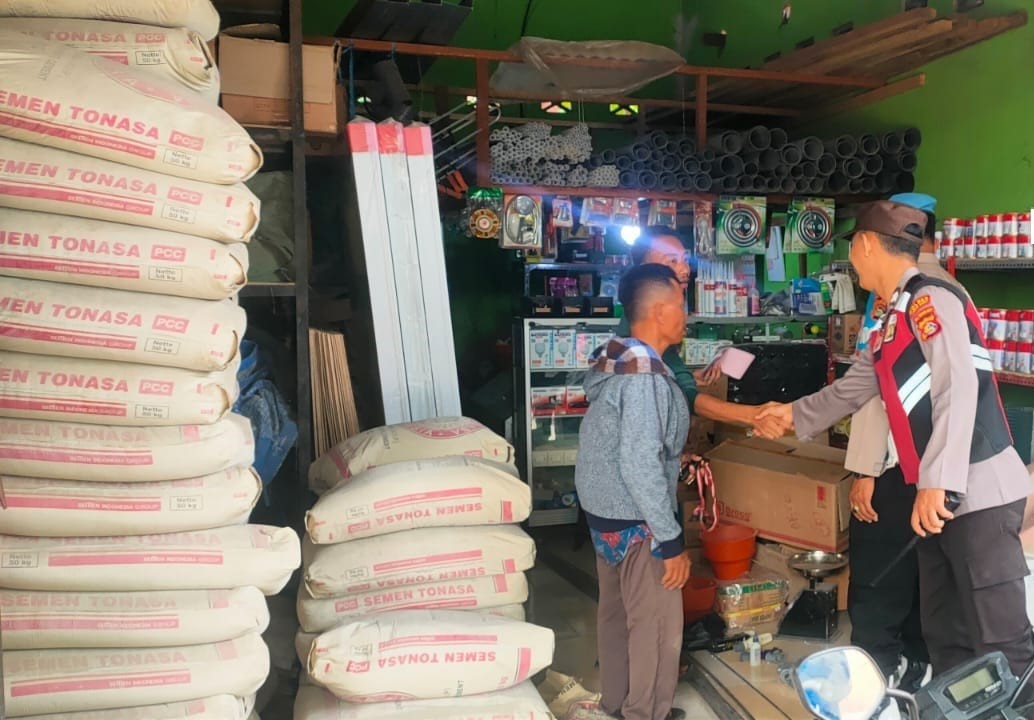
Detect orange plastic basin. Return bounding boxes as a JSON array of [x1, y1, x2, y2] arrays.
[[682, 576, 717, 624], [701, 524, 758, 580]]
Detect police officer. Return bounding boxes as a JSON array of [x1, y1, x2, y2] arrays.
[[759, 200, 1034, 678]]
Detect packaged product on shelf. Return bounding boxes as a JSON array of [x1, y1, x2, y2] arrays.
[[575, 331, 598, 367], [1020, 213, 1032, 258], [716, 196, 766, 256], [610, 197, 638, 228], [304, 456, 531, 544], [785, 197, 834, 254], [1018, 342, 1033, 375], [531, 386, 566, 417], [693, 200, 715, 258], [988, 309, 1009, 342], [500, 194, 542, 250], [1020, 310, 1034, 343], [580, 197, 614, 228], [1005, 341, 1019, 373], [551, 196, 574, 228], [715, 569, 791, 616], [528, 328, 554, 369], [565, 385, 588, 415], [551, 328, 577, 368], [648, 199, 678, 229]]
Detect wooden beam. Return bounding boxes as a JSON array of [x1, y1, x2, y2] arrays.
[[790, 74, 926, 125], [695, 74, 708, 148], [474, 58, 490, 186]]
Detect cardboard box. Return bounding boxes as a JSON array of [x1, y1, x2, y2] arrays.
[[528, 329, 554, 369], [531, 387, 565, 417], [716, 570, 790, 615], [218, 35, 343, 134], [565, 385, 588, 415], [829, 313, 863, 355], [552, 329, 577, 369], [575, 332, 597, 367], [705, 437, 852, 552]]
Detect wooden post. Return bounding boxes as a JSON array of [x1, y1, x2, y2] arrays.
[[475, 58, 491, 186], [695, 73, 708, 148]]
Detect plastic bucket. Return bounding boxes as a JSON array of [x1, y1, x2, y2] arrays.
[[702, 524, 758, 580], [682, 576, 717, 624]]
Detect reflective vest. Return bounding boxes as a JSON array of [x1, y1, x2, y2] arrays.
[[871, 274, 1012, 485]]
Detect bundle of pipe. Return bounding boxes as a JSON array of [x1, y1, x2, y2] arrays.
[[490, 122, 619, 187]]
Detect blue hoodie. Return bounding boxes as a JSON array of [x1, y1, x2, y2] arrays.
[[574, 336, 690, 560]]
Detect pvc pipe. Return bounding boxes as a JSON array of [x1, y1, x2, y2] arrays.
[[746, 125, 772, 151], [897, 173, 916, 192], [808, 178, 824, 194], [844, 157, 865, 179], [660, 172, 678, 191], [767, 176, 782, 192], [698, 161, 713, 175], [876, 171, 897, 194], [721, 131, 744, 154], [817, 153, 836, 176], [903, 128, 922, 151], [721, 176, 739, 192], [682, 157, 700, 174], [774, 164, 791, 178], [632, 143, 652, 161], [632, 160, 647, 172], [780, 177, 795, 193], [861, 177, 877, 193], [781, 144, 803, 165], [616, 156, 633, 171], [759, 149, 780, 172], [694, 174, 713, 192], [770, 127, 788, 149], [899, 152, 918, 172], [864, 155, 884, 175], [719, 154, 745, 176], [702, 149, 717, 162], [801, 137, 823, 161], [791, 164, 805, 179], [649, 130, 669, 149], [651, 150, 665, 164], [601, 149, 617, 163], [661, 154, 680, 171], [834, 135, 858, 158], [743, 161, 760, 176], [679, 137, 697, 155], [859, 134, 880, 156], [801, 161, 818, 179], [828, 172, 849, 194], [738, 176, 755, 191], [639, 170, 658, 189], [882, 132, 903, 154], [619, 170, 637, 187], [795, 179, 812, 193], [848, 178, 864, 193]]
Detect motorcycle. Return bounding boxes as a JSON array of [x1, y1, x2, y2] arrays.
[[792, 646, 1034, 720]]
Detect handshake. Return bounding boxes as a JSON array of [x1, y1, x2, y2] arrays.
[[748, 402, 794, 440]]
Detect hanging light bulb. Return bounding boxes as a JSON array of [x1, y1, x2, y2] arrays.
[[621, 225, 642, 245]]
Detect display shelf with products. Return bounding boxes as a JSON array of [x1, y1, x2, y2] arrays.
[[998, 372, 1034, 388], [945, 257, 1034, 272]]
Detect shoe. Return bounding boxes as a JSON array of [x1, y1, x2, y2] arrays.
[[898, 658, 932, 694], [566, 702, 620, 720], [666, 710, 687, 720], [886, 656, 908, 689]]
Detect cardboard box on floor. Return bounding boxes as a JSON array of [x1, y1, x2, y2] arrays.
[[705, 436, 852, 553], [218, 33, 343, 134], [755, 541, 850, 612]]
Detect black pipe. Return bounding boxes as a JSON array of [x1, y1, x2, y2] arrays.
[[865, 155, 884, 175], [876, 171, 897, 194], [701, 149, 717, 162], [903, 128, 922, 152], [817, 153, 836, 176], [844, 157, 865, 179], [721, 176, 739, 192], [859, 134, 880, 156], [616, 156, 633, 171], [795, 179, 812, 193], [649, 130, 669, 149], [721, 131, 744, 154], [678, 174, 695, 192], [639, 170, 658, 189], [601, 149, 617, 163], [780, 177, 795, 194], [679, 137, 697, 155], [770, 127, 788, 149], [694, 174, 713, 192], [632, 143, 652, 161], [835, 135, 858, 158], [767, 176, 782, 192], [781, 144, 803, 165], [828, 172, 849, 194], [848, 178, 864, 193], [759, 149, 780, 172], [619, 170, 637, 187], [861, 177, 877, 193], [661, 154, 680, 172], [774, 164, 791, 178], [880, 132, 903, 155], [808, 178, 824, 194], [899, 152, 918, 173], [746, 125, 772, 151], [738, 176, 755, 191], [896, 173, 916, 193], [801, 137, 823, 161], [632, 160, 647, 172], [801, 161, 818, 179], [651, 150, 665, 165], [743, 160, 760, 176], [660, 172, 678, 191], [698, 160, 713, 175], [790, 164, 805, 179], [719, 154, 745, 176], [682, 157, 700, 174]]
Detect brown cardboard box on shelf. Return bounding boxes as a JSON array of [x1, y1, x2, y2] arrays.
[[829, 313, 863, 355], [685, 376, 729, 454], [705, 437, 852, 552], [218, 34, 343, 134], [755, 540, 850, 611]]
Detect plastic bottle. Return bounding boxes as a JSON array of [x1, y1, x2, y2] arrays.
[[749, 286, 761, 316]]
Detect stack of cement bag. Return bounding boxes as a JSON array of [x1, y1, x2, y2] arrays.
[[0, 3, 301, 718], [294, 417, 555, 719]]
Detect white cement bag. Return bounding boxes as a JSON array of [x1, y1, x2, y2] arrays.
[[3, 633, 269, 717], [0, 525, 300, 595], [0, 0, 221, 40], [0, 415, 254, 482], [21, 695, 253, 720], [0, 350, 239, 426], [1, 586, 269, 650], [0, 466, 260, 537], [303, 525, 535, 599], [306, 610, 554, 703], [297, 573, 530, 633], [309, 417, 515, 495], [0, 208, 248, 299], [3, 18, 219, 97], [0, 277, 245, 371], [294, 683, 551, 720], [0, 31, 257, 183], [0, 138, 260, 243], [486, 603, 527, 622], [306, 457, 531, 544]]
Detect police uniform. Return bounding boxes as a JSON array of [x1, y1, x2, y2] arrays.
[[793, 263, 1034, 679]]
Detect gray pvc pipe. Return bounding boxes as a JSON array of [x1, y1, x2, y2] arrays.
[[781, 144, 803, 165], [694, 174, 713, 192], [660, 172, 678, 191], [876, 172, 897, 194], [678, 174, 694, 191], [601, 149, 616, 163], [767, 176, 782, 192], [616, 155, 633, 171], [632, 143, 652, 161], [679, 137, 697, 155], [865, 155, 884, 174], [744, 161, 760, 176], [661, 154, 680, 171], [835, 135, 858, 158], [903, 128, 922, 151], [897, 173, 916, 192], [759, 149, 780, 172], [899, 153, 918, 173], [801, 137, 823, 161], [791, 164, 805, 179], [801, 161, 818, 179], [844, 157, 865, 179], [698, 160, 713, 175], [859, 134, 880, 156], [721, 176, 739, 192], [808, 178, 824, 194], [817, 153, 836, 176], [619, 170, 637, 187], [746, 125, 772, 151], [719, 154, 745, 176], [639, 170, 658, 189], [649, 130, 669, 149], [721, 131, 744, 154], [794, 179, 812, 193], [632, 160, 647, 172], [702, 149, 716, 162], [848, 178, 864, 193], [770, 127, 788, 149], [738, 176, 755, 191], [828, 172, 849, 194], [682, 157, 700, 174], [651, 150, 665, 165], [780, 177, 795, 194], [861, 177, 877, 193], [775, 164, 790, 178], [882, 132, 903, 154]]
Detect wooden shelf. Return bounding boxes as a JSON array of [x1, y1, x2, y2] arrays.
[[998, 372, 1034, 388], [946, 257, 1034, 272]]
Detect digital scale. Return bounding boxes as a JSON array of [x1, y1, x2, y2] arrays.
[[915, 652, 1022, 720]]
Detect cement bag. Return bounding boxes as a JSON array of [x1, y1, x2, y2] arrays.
[[3, 633, 269, 717], [297, 573, 530, 633], [0, 138, 260, 243], [306, 457, 531, 544], [0, 278, 245, 371], [0, 0, 221, 40], [306, 610, 554, 703], [0, 208, 248, 299], [294, 683, 551, 720], [21, 695, 253, 720], [3, 18, 219, 97], [0, 350, 239, 426], [0, 414, 254, 482], [303, 525, 535, 599], [309, 417, 515, 495], [0, 31, 258, 183], [0, 525, 301, 595], [0, 586, 269, 649], [0, 466, 260, 537]]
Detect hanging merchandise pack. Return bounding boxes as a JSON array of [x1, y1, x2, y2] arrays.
[[694, 200, 715, 259], [610, 197, 639, 229], [716, 196, 767, 256], [648, 199, 678, 229], [785, 197, 835, 254], [465, 187, 504, 241], [551, 195, 575, 228], [500, 194, 542, 250], [581, 196, 615, 228]]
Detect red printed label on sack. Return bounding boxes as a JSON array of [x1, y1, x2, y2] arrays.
[[152, 315, 189, 333], [150, 245, 187, 262], [167, 187, 202, 205], [169, 132, 204, 152], [138, 380, 175, 396]]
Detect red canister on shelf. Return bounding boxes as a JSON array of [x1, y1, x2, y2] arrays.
[[1003, 212, 1020, 259], [1006, 310, 1022, 342], [1018, 342, 1034, 375], [1019, 213, 1032, 258], [975, 215, 990, 259], [988, 214, 1005, 259]]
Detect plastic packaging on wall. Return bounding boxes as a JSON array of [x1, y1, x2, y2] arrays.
[[0, 138, 261, 243], [0, 0, 222, 40], [0, 208, 249, 300], [0, 525, 301, 595], [0, 277, 246, 372], [0, 350, 239, 426], [306, 610, 554, 703], [293, 682, 552, 720], [2, 18, 220, 97], [0, 586, 270, 649], [0, 465, 261, 537], [0, 30, 256, 182], [0, 414, 255, 482], [3, 633, 269, 717]]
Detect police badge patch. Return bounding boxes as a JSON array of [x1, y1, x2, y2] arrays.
[[909, 295, 942, 341]]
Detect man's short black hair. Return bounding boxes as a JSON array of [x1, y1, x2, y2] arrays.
[[923, 211, 936, 241], [875, 232, 921, 261], [630, 225, 684, 266], [618, 264, 680, 323]]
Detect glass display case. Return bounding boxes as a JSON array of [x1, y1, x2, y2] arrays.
[[514, 317, 619, 526]]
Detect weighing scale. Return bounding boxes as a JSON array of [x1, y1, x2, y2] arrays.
[[779, 551, 847, 640]]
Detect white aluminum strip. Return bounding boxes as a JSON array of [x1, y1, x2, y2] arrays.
[[377, 120, 436, 421], [404, 123, 461, 417], [347, 118, 409, 424]]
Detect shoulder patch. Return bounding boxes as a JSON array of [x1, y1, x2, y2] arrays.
[[909, 294, 942, 341]]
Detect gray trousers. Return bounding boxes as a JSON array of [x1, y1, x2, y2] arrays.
[[918, 498, 1034, 679], [596, 540, 683, 720]]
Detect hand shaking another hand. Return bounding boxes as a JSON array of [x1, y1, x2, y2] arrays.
[[750, 401, 794, 440]]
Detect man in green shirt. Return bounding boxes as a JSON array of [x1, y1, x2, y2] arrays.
[[619, 226, 776, 433]]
